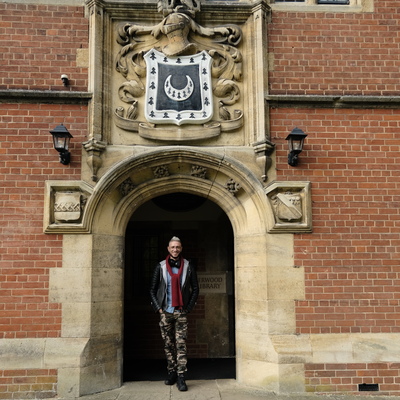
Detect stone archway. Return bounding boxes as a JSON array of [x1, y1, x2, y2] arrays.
[[52, 147, 302, 397]]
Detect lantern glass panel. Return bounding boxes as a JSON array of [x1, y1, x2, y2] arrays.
[[292, 138, 304, 152], [53, 136, 70, 152]]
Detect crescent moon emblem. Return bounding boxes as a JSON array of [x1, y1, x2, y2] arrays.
[[164, 74, 194, 102]]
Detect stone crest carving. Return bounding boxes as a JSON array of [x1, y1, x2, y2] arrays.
[[271, 192, 302, 222], [114, 0, 243, 141], [54, 192, 83, 222], [265, 181, 312, 233], [44, 181, 93, 233]]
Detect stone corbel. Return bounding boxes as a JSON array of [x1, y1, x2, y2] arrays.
[[253, 138, 275, 182], [83, 138, 107, 182], [265, 181, 312, 233]]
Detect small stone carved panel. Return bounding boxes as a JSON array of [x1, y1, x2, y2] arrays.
[[54, 192, 83, 222], [271, 192, 302, 222], [44, 181, 93, 234], [265, 181, 312, 233]]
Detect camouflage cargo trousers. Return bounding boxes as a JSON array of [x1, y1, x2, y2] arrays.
[[159, 310, 188, 374]]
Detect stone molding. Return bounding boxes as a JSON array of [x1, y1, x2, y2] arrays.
[[266, 94, 400, 109], [0, 90, 92, 104]]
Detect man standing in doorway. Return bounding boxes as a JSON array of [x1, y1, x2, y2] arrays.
[[150, 236, 199, 391]]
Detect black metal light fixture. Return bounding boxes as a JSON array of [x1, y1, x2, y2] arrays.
[[50, 124, 73, 165], [285, 127, 307, 167]]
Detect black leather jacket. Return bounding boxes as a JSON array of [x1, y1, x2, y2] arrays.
[[150, 258, 199, 313]]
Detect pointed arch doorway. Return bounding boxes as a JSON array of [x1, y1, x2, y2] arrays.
[[123, 192, 236, 382]]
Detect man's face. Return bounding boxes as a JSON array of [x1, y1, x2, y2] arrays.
[[168, 240, 182, 259]]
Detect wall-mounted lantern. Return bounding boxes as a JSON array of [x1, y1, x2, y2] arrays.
[[285, 127, 307, 167], [50, 124, 73, 165]]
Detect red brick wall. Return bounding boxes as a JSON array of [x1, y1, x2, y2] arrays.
[[0, 0, 89, 341], [0, 2, 88, 398], [305, 363, 400, 395], [268, 2, 400, 95], [0, 102, 87, 340], [0, 369, 57, 400], [271, 107, 400, 334], [269, 3, 400, 393], [0, 3, 88, 90]]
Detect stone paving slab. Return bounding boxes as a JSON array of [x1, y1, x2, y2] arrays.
[[48, 380, 400, 400]]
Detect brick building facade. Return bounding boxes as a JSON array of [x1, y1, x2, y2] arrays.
[[1, 0, 400, 398]]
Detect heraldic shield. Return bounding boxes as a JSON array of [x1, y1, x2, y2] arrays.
[[144, 49, 213, 126]]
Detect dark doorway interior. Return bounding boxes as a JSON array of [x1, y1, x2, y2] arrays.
[[123, 193, 235, 381]]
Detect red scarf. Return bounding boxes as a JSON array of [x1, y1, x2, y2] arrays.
[[166, 255, 184, 308]]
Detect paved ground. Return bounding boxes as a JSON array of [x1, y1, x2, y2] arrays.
[[54, 380, 400, 400]]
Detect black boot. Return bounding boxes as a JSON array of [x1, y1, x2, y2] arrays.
[[164, 371, 177, 385], [177, 374, 188, 391]]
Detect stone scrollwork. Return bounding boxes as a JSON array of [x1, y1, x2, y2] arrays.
[[210, 46, 242, 120], [265, 181, 312, 233], [114, 0, 244, 140]]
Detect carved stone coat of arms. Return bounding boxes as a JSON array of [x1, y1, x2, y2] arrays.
[[114, 0, 243, 141]]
